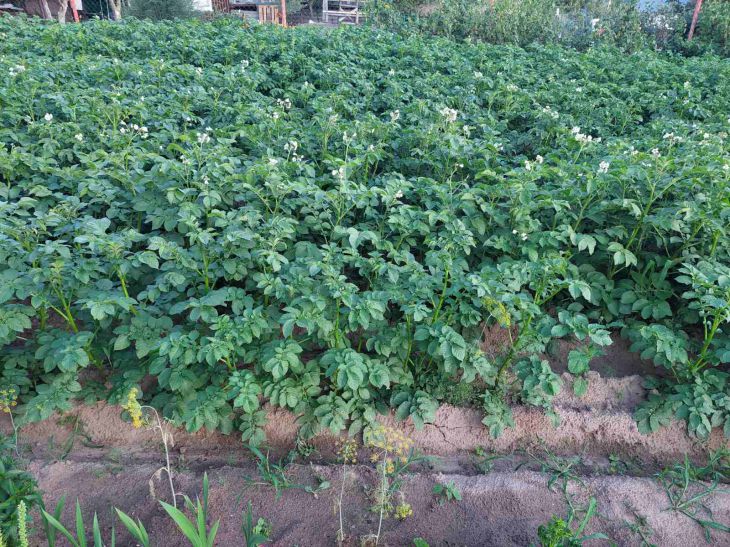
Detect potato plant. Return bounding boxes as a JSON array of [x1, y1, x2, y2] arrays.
[[0, 16, 729, 443]]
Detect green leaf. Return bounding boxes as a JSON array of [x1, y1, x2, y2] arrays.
[[115, 509, 150, 547], [75, 500, 87, 547], [160, 501, 202, 547], [138, 251, 160, 269], [41, 510, 81, 547], [567, 349, 591, 375], [573, 377, 588, 397], [92, 514, 103, 547]]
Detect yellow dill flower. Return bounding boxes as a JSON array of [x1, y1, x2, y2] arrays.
[[394, 502, 413, 520], [385, 459, 395, 474], [122, 388, 144, 428], [0, 388, 17, 414], [336, 438, 359, 464], [366, 424, 415, 463]]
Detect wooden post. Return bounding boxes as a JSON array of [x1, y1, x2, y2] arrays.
[[70, 0, 80, 22], [688, 0, 703, 40], [280, 0, 287, 26], [39, 0, 53, 19]]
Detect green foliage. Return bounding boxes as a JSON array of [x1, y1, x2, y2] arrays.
[[537, 517, 576, 547], [529, 447, 610, 546], [623, 505, 656, 547], [369, 0, 730, 56], [241, 502, 269, 547], [567, 345, 601, 397], [656, 451, 730, 542], [42, 496, 66, 547], [0, 17, 729, 442], [632, 260, 730, 438], [159, 474, 220, 547], [245, 446, 298, 499], [41, 499, 112, 547], [1, 501, 29, 547], [370, 0, 649, 50], [370, 0, 730, 55], [432, 481, 461, 503], [516, 356, 562, 416], [126, 0, 197, 20], [536, 497, 608, 546], [694, 0, 730, 56], [114, 508, 150, 547], [39, 479, 270, 547], [0, 438, 42, 547]]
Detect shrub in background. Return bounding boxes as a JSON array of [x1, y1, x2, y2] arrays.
[[558, 0, 648, 50], [481, 0, 562, 46], [369, 0, 728, 54], [696, 0, 730, 55], [370, 0, 646, 49], [126, 0, 197, 20], [640, 0, 690, 50]]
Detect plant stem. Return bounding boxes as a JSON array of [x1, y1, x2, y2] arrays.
[[118, 270, 138, 316], [337, 465, 347, 545], [8, 412, 19, 457], [496, 316, 533, 382], [142, 406, 177, 508], [404, 315, 414, 370], [431, 267, 450, 325], [375, 458, 387, 546], [691, 312, 724, 374]]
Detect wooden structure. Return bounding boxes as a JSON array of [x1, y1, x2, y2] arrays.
[[0, 3, 24, 15], [322, 0, 361, 24], [221, 0, 364, 26], [212, 0, 230, 12], [228, 0, 287, 26], [256, 0, 286, 25], [22, 0, 79, 21], [69, 0, 80, 21]]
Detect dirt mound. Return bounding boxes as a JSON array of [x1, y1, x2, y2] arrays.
[[6, 373, 724, 466], [393, 372, 723, 464], [4, 372, 730, 546]]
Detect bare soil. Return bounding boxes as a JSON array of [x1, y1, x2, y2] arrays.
[[25, 460, 730, 547], [3, 372, 730, 546]]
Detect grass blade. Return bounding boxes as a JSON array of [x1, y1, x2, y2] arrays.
[[41, 510, 80, 547], [74, 501, 86, 547], [160, 500, 201, 547], [115, 508, 150, 547], [92, 514, 102, 547], [43, 495, 66, 547]]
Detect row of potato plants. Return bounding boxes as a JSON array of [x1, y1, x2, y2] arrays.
[[0, 16, 729, 443]]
